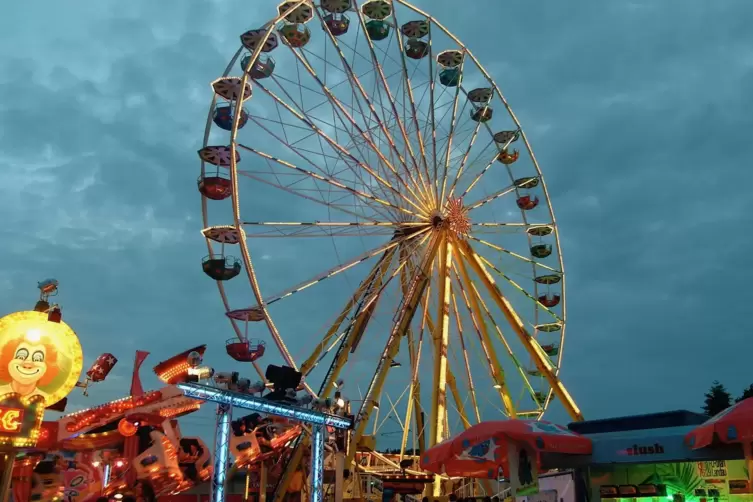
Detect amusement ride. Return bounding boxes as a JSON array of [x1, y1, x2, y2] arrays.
[[196, 0, 583, 499], [1, 1, 585, 500]]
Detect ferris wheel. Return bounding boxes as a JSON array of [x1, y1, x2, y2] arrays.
[[197, 0, 581, 486]]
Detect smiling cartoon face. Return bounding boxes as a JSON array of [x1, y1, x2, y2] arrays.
[[9, 342, 48, 388]]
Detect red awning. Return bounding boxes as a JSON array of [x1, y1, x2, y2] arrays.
[[686, 397, 753, 450], [420, 419, 591, 478]]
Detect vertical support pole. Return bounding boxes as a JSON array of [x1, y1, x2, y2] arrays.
[[0, 453, 14, 502], [744, 442, 753, 493], [212, 403, 233, 502], [431, 237, 452, 497], [244, 469, 251, 501], [260, 461, 268, 502], [310, 424, 325, 502], [334, 452, 344, 502], [103, 463, 111, 487]]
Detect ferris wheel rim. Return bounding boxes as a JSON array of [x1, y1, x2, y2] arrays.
[[198, 0, 569, 418]]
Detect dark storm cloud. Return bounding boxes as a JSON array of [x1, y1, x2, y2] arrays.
[[1, 0, 751, 437]]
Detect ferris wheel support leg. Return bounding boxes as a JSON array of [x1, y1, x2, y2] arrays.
[[400, 249, 426, 461], [446, 371, 472, 429], [300, 247, 396, 379], [422, 312, 473, 431], [430, 236, 453, 497], [345, 236, 442, 468], [452, 247, 517, 418], [272, 257, 395, 502], [272, 441, 307, 502], [211, 403, 233, 502], [457, 240, 584, 422]]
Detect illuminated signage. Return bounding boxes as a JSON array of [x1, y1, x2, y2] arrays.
[[0, 406, 24, 433], [625, 443, 665, 456], [0, 310, 83, 407], [0, 394, 45, 447]]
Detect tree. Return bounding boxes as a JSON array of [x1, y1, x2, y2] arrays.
[[736, 384, 753, 403], [703, 381, 732, 416]]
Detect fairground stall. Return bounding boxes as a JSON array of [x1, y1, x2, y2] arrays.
[[563, 403, 753, 502], [420, 401, 753, 502]]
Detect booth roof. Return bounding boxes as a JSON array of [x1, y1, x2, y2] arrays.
[[567, 410, 709, 435]]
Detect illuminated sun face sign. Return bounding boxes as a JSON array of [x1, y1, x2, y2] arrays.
[[0, 311, 83, 406]]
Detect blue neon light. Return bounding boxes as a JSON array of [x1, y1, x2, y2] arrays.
[[212, 403, 232, 502], [177, 382, 352, 429], [311, 424, 324, 502]]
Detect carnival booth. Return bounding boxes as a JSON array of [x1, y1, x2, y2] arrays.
[[420, 403, 753, 502], [420, 419, 594, 498], [564, 403, 753, 502]]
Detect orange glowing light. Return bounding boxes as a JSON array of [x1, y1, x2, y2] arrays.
[[0, 406, 23, 433], [117, 418, 137, 437]]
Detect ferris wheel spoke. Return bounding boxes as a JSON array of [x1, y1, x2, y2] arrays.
[[240, 221, 416, 238], [240, 114, 399, 217], [260, 76, 401, 208], [437, 56, 466, 204], [456, 239, 583, 421], [308, 232, 432, 401], [455, 130, 521, 199], [418, 292, 475, 431], [451, 251, 517, 417], [389, 5, 433, 197], [456, 265, 542, 413], [238, 144, 421, 219], [471, 222, 528, 228], [307, 234, 433, 409], [468, 235, 560, 274], [399, 252, 429, 458], [236, 170, 389, 223], [444, 90, 487, 197], [260, 227, 430, 308], [284, 47, 430, 208], [425, 22, 439, 202], [446, 369, 473, 430], [449, 293, 481, 423], [349, 0, 431, 203], [251, 81, 430, 216], [310, 9, 434, 207], [465, 184, 518, 211], [301, 244, 400, 381], [471, 249, 563, 323]]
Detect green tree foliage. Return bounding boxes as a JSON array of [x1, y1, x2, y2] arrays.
[[736, 384, 753, 403], [703, 381, 732, 416]]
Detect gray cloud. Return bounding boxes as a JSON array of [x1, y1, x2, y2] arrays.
[[2, 0, 751, 444]]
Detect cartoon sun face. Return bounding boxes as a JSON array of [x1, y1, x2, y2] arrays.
[[9, 341, 49, 389]]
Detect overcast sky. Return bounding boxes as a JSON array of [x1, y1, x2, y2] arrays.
[[1, 0, 751, 445]]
